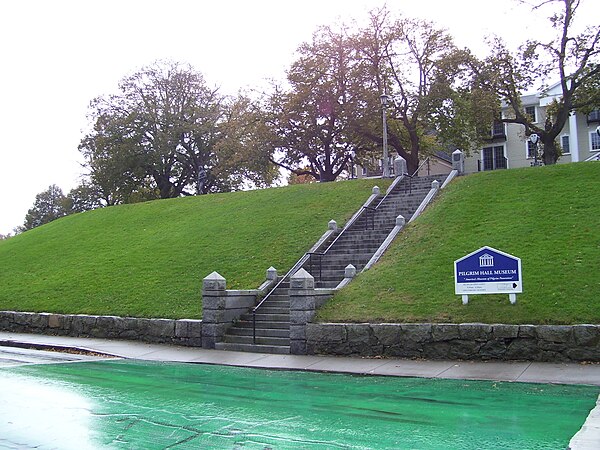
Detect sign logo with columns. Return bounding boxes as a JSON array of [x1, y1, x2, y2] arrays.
[[454, 246, 522, 305]]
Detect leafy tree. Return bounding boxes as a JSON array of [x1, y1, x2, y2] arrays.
[[476, 0, 600, 165], [352, 8, 476, 173], [213, 94, 279, 190], [81, 60, 222, 200], [263, 25, 376, 182], [80, 60, 275, 202], [244, 10, 485, 180], [21, 185, 70, 231], [66, 182, 104, 213], [79, 113, 151, 205]]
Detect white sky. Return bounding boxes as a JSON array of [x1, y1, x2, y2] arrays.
[[0, 0, 597, 235]]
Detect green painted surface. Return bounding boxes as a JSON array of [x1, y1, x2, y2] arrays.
[[1, 360, 597, 449]]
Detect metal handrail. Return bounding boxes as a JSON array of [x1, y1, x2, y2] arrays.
[[393, 156, 432, 195], [362, 205, 376, 230], [251, 181, 387, 343], [307, 251, 324, 281], [410, 156, 431, 178], [250, 169, 424, 343], [251, 252, 311, 343]]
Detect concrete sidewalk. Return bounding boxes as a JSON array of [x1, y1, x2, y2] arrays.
[[1, 331, 600, 385], [1, 331, 599, 449]]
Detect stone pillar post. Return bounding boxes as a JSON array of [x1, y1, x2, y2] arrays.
[[266, 266, 278, 281], [394, 156, 407, 176], [452, 149, 464, 174], [396, 214, 406, 227], [344, 264, 356, 279], [201, 271, 227, 349], [289, 268, 315, 355]]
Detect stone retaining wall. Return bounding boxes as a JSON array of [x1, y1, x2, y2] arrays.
[[0, 311, 202, 347], [4, 310, 600, 362], [306, 323, 600, 362]]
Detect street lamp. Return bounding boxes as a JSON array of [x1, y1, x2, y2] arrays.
[[380, 93, 390, 178], [529, 133, 539, 166]]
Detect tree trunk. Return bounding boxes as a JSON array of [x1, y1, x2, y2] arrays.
[[318, 171, 337, 182], [542, 138, 559, 165], [406, 152, 419, 175]]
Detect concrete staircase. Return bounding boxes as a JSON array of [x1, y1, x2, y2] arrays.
[[215, 174, 442, 353], [307, 174, 440, 288], [215, 281, 291, 354]]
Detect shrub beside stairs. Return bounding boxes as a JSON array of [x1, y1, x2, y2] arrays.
[[214, 174, 447, 354]]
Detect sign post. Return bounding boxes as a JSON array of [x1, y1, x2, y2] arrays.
[[454, 246, 522, 305]]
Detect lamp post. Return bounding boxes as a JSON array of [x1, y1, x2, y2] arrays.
[[529, 133, 539, 166], [380, 93, 390, 178]]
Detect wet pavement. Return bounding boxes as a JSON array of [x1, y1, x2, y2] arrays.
[[0, 345, 111, 368], [2, 354, 598, 449], [1, 331, 600, 385], [1, 331, 600, 448]]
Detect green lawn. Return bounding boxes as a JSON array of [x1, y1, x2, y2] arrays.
[[318, 162, 600, 325], [2, 163, 599, 324], [0, 179, 387, 319]]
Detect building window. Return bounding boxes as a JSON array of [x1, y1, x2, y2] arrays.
[[561, 135, 570, 154], [591, 132, 600, 151], [587, 109, 600, 124], [525, 106, 537, 123], [491, 121, 505, 138], [482, 146, 506, 170], [527, 140, 538, 159]]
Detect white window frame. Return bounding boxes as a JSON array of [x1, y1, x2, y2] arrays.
[[561, 134, 570, 154], [525, 105, 537, 123], [481, 145, 507, 170], [591, 131, 600, 151], [491, 121, 505, 138], [587, 110, 600, 122]]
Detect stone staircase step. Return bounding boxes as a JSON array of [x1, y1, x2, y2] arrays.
[[215, 342, 290, 354], [261, 300, 290, 307], [234, 320, 290, 329], [223, 334, 290, 346], [333, 235, 389, 242], [228, 327, 290, 338], [240, 314, 289, 323], [254, 306, 290, 314], [314, 249, 381, 257], [316, 281, 340, 288]]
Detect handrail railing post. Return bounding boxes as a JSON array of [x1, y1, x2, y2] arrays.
[[319, 253, 322, 281], [363, 206, 376, 231], [253, 311, 256, 344], [307, 252, 325, 282]]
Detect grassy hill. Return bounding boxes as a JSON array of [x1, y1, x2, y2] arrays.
[[318, 162, 600, 325], [2, 163, 599, 325], [0, 178, 388, 319]]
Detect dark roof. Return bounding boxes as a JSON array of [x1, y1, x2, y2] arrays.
[[434, 151, 452, 163]]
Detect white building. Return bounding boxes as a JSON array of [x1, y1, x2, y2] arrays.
[[464, 83, 600, 173]]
